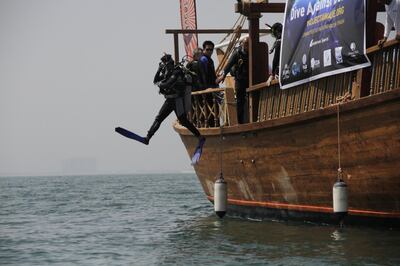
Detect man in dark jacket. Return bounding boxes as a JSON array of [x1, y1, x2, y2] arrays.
[[200, 40, 219, 89], [144, 54, 203, 144], [216, 37, 249, 124], [266, 22, 282, 86]]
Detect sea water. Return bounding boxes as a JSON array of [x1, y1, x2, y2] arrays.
[[1, 174, 399, 265]]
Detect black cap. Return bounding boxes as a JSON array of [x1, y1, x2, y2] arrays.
[[160, 53, 173, 64]]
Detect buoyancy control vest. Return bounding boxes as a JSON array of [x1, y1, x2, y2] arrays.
[[156, 64, 192, 98]]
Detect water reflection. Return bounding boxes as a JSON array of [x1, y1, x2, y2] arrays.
[[162, 215, 400, 265], [331, 229, 346, 241]]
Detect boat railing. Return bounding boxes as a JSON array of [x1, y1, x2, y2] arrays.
[[187, 40, 400, 128], [190, 87, 239, 128], [247, 70, 355, 123], [367, 39, 400, 95]]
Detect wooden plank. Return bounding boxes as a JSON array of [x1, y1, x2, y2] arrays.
[[275, 87, 282, 118], [282, 86, 289, 117], [366, 39, 399, 54], [353, 69, 362, 99], [166, 29, 272, 34], [258, 89, 266, 122], [235, 2, 286, 14], [224, 87, 238, 126], [173, 33, 179, 65]]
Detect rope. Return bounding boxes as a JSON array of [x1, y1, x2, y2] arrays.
[[219, 124, 223, 177], [335, 92, 351, 181], [219, 93, 227, 175], [219, 14, 244, 44], [215, 27, 242, 74], [215, 16, 246, 75], [336, 103, 342, 181]]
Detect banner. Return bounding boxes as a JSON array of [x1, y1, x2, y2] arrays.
[[180, 0, 198, 59], [279, 0, 370, 89]]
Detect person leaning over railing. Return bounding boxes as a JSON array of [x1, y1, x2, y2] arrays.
[[216, 37, 249, 124], [378, 0, 400, 48]]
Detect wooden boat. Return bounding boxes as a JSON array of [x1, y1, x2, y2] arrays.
[[170, 1, 400, 226]]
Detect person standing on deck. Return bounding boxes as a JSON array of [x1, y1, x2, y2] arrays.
[[216, 37, 249, 124], [200, 40, 219, 89], [266, 22, 282, 86], [200, 41, 222, 127], [378, 0, 400, 47], [186, 48, 206, 91]]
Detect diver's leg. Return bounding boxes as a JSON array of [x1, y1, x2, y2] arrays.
[[145, 99, 174, 144], [177, 113, 201, 138]]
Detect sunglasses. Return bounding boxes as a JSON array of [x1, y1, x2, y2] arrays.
[[205, 48, 214, 51]]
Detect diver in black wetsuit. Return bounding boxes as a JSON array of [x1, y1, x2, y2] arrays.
[[143, 54, 203, 145]]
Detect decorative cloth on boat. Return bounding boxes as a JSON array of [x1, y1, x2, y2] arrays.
[[279, 0, 371, 89], [180, 0, 198, 58]]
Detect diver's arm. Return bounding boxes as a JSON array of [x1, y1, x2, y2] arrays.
[[153, 63, 165, 84], [159, 70, 179, 91]]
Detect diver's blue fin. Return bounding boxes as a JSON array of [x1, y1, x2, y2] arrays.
[[115, 127, 148, 145], [191, 137, 206, 165]]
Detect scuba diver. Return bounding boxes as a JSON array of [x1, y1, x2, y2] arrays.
[[116, 53, 205, 164], [145, 53, 204, 144]]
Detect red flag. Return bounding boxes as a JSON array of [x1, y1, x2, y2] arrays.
[[180, 0, 198, 58]]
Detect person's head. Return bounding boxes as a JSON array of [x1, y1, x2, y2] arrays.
[[240, 37, 249, 53], [202, 40, 215, 57], [160, 53, 174, 71], [160, 53, 173, 65], [270, 22, 283, 39], [192, 48, 203, 61]]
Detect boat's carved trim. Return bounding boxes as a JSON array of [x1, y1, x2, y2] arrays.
[[206, 196, 400, 218]]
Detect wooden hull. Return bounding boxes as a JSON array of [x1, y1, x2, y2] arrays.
[[174, 89, 400, 226]]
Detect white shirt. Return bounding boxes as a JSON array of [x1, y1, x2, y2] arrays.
[[384, 0, 400, 37]]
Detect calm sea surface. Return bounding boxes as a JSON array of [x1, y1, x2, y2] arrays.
[[0, 174, 399, 265]]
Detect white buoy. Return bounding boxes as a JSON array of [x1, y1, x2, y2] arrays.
[[333, 179, 348, 215], [214, 174, 227, 218]]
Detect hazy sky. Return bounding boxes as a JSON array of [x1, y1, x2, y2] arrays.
[[1, 1, 383, 176], [0, 0, 283, 176]]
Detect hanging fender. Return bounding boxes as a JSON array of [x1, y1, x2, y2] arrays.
[[214, 175, 227, 218]]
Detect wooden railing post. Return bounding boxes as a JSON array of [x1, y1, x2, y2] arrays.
[[173, 33, 179, 64], [225, 87, 238, 126]]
